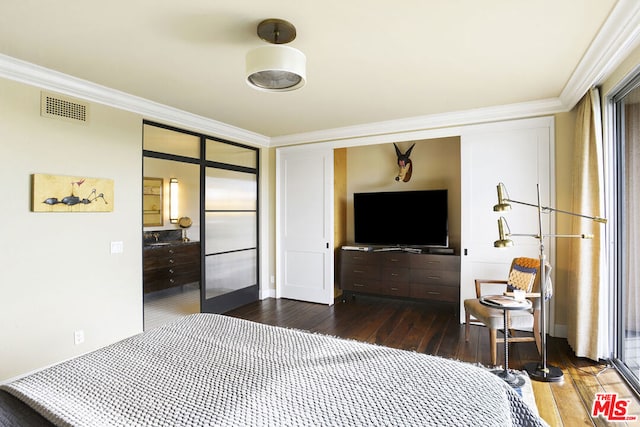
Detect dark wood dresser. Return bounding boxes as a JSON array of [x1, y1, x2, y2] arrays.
[[143, 241, 200, 293], [339, 249, 460, 311]]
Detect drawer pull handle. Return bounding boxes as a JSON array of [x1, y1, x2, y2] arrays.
[[354, 270, 365, 274], [169, 259, 175, 264], [390, 259, 399, 262], [391, 273, 399, 277], [426, 261, 441, 264], [427, 276, 440, 280], [353, 283, 365, 287], [169, 249, 174, 254], [169, 269, 174, 274], [427, 291, 440, 295], [169, 279, 175, 284], [390, 287, 399, 291]]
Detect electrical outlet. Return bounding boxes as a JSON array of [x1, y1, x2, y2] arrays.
[[74, 329, 85, 345]]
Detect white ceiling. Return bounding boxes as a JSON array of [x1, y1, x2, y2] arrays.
[[1, 0, 638, 145]]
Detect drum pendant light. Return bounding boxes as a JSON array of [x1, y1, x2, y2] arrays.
[[246, 19, 306, 92]]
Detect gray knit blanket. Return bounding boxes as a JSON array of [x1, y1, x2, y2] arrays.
[[2, 313, 545, 426]]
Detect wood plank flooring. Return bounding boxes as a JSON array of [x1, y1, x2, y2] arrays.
[[226, 295, 640, 427]]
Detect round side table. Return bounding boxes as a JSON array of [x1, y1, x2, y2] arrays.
[[479, 295, 532, 387]]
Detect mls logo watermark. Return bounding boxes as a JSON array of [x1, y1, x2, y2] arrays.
[[591, 392, 638, 422]]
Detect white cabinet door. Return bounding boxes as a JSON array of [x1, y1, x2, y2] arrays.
[[276, 146, 334, 305], [459, 117, 554, 322]]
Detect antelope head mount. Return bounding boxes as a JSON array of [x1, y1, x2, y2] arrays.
[[394, 143, 415, 182]]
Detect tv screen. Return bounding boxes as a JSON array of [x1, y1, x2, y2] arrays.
[[353, 189, 448, 247]]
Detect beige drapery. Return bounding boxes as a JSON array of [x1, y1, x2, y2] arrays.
[[566, 88, 608, 360]]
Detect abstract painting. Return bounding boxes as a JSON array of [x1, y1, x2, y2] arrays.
[[32, 173, 114, 212]]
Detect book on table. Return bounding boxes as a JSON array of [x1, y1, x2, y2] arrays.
[[484, 295, 526, 307]]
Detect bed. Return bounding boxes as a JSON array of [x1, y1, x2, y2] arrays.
[[1, 313, 546, 426]]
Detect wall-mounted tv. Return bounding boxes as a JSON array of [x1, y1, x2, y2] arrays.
[[353, 189, 448, 247]]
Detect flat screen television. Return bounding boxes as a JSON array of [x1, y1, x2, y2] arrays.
[[353, 189, 448, 247]]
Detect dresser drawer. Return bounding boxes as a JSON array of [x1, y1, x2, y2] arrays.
[[380, 266, 410, 283], [144, 244, 199, 269], [410, 269, 460, 287], [410, 283, 458, 302], [144, 262, 199, 282], [342, 264, 381, 281], [344, 279, 410, 298], [378, 252, 411, 267], [379, 281, 410, 297], [341, 251, 381, 265], [410, 254, 460, 271], [342, 277, 382, 293]]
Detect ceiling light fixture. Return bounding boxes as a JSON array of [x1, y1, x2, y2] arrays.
[[246, 19, 306, 92]]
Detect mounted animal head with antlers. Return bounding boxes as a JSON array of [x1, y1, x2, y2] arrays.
[[394, 143, 415, 182]]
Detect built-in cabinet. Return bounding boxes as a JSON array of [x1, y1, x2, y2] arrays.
[[143, 242, 200, 293], [277, 117, 553, 323], [340, 249, 460, 312]]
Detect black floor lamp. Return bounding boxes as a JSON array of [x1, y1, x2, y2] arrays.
[[492, 182, 606, 382]]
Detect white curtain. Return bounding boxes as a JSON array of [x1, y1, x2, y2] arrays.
[[566, 88, 609, 360]]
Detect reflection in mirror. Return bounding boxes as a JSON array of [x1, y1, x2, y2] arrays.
[[143, 177, 163, 226]]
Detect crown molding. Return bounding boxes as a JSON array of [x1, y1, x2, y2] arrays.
[[273, 1, 640, 147], [0, 53, 270, 147], [2, 0, 639, 149], [560, 0, 640, 110], [270, 98, 565, 147]]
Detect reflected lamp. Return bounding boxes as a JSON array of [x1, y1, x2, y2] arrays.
[[169, 178, 179, 223]]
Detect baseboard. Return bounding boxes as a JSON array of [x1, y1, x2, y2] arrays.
[[260, 288, 276, 300]]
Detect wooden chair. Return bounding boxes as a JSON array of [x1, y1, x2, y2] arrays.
[[463, 257, 551, 366]]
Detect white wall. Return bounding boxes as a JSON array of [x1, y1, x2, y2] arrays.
[[0, 78, 143, 381]]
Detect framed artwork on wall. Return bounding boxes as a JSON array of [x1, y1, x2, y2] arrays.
[[31, 173, 114, 212]]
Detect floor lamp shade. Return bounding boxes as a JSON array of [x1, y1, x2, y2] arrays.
[[246, 45, 306, 91]]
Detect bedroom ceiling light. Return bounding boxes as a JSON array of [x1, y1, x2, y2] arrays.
[[169, 178, 179, 223], [246, 19, 306, 92]]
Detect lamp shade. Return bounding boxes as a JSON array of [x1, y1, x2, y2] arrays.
[[493, 183, 512, 212], [494, 217, 514, 248], [246, 45, 306, 91]]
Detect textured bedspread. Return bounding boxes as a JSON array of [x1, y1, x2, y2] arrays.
[[2, 313, 546, 426]]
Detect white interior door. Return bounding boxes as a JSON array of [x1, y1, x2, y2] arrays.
[[460, 117, 554, 323], [276, 147, 334, 305]]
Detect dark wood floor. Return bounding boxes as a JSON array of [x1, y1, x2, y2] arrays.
[[226, 295, 640, 427]]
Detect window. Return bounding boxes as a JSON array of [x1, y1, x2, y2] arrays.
[[611, 73, 640, 395]]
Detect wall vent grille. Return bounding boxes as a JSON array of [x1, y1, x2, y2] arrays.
[[41, 92, 89, 123]]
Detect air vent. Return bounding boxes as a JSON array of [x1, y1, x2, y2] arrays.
[[41, 92, 89, 123]]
